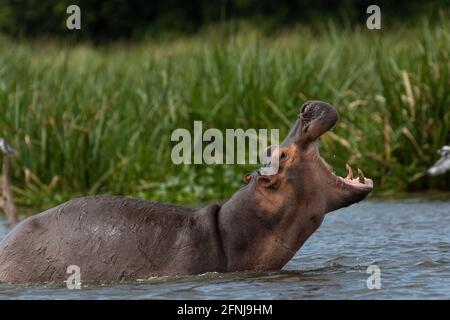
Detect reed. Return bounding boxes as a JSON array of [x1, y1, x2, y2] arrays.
[[0, 18, 449, 213]]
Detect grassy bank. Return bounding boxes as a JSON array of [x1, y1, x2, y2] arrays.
[[0, 19, 449, 214]]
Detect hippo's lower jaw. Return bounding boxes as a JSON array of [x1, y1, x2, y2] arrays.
[[314, 144, 373, 211]]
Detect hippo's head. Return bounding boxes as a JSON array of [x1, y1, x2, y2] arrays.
[[220, 100, 373, 271], [245, 100, 373, 217]]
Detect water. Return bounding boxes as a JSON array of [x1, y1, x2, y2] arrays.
[[0, 198, 449, 299]]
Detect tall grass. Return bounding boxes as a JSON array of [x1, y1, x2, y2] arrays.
[[0, 19, 449, 213]]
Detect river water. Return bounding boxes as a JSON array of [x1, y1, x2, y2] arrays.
[[0, 198, 449, 299]]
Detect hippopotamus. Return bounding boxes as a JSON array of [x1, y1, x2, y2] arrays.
[[0, 100, 373, 283]]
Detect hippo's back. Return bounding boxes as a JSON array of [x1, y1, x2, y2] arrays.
[[0, 195, 220, 283]]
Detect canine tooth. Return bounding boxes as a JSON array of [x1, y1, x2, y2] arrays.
[[357, 168, 365, 183], [345, 163, 353, 179]]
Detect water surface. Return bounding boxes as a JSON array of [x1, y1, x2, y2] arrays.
[[0, 198, 449, 299]]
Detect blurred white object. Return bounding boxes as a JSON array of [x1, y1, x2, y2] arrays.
[[0, 138, 14, 156], [428, 146, 450, 176]]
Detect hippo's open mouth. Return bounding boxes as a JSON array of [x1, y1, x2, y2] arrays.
[[279, 100, 374, 199], [316, 142, 374, 193]]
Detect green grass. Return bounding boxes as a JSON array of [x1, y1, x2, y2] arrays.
[[0, 18, 449, 214]]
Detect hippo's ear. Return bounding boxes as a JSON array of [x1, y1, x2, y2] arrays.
[[244, 173, 254, 184], [256, 175, 278, 189]]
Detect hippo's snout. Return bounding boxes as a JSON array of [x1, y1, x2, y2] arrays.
[[282, 100, 338, 146], [300, 100, 338, 128], [300, 100, 338, 140]]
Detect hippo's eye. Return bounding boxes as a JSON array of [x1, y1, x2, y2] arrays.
[[280, 151, 288, 160]]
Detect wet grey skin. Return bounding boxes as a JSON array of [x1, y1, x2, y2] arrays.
[[0, 100, 373, 283], [428, 146, 450, 176]]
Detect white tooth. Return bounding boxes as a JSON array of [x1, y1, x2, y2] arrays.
[[357, 168, 365, 183], [346, 163, 353, 179]]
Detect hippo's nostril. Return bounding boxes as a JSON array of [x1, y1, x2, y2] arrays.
[[301, 103, 311, 114], [301, 107, 315, 123]]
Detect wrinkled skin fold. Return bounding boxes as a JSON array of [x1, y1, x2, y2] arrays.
[[0, 100, 373, 283]]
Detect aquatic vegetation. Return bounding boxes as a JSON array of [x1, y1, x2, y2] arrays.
[[0, 17, 449, 213]]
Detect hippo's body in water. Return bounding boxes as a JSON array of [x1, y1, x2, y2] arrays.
[[0, 101, 373, 283]]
